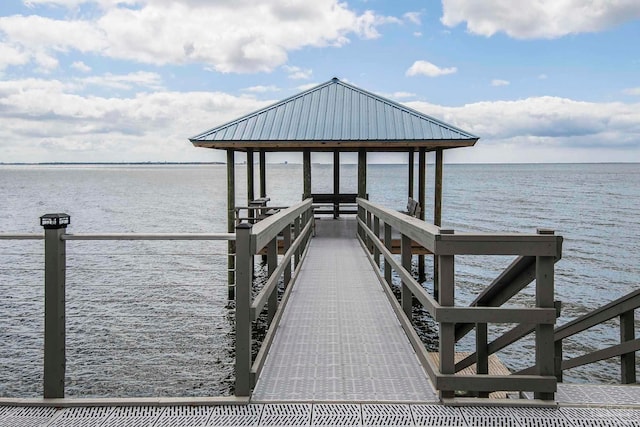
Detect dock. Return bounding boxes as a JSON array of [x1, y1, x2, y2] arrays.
[[252, 219, 436, 402]]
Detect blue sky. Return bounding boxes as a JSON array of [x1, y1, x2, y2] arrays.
[[1, 0, 640, 163]]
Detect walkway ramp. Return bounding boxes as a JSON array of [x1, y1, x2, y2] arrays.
[[252, 219, 437, 402]]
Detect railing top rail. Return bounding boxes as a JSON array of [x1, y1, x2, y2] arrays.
[[357, 197, 440, 252], [251, 198, 312, 252], [555, 289, 640, 340], [62, 233, 236, 241], [0, 233, 44, 240]]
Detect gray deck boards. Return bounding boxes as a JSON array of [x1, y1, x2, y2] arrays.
[[252, 219, 437, 402]]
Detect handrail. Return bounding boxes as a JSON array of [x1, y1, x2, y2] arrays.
[[62, 233, 235, 240], [0, 233, 43, 239], [517, 288, 640, 383], [234, 198, 314, 396], [357, 198, 562, 402], [251, 199, 312, 252]]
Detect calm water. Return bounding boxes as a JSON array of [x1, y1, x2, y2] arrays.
[[0, 163, 638, 397]]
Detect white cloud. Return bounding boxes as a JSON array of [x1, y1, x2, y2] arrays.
[[441, 0, 640, 39], [242, 85, 280, 93], [406, 96, 640, 151], [406, 60, 457, 77], [76, 71, 163, 90], [382, 91, 416, 100], [413, 31, 423, 37], [491, 79, 510, 86], [403, 11, 421, 25], [0, 43, 29, 70], [71, 61, 91, 73], [538, 74, 548, 80], [1, 1, 398, 74], [623, 87, 640, 96], [283, 65, 312, 80], [0, 76, 271, 162]]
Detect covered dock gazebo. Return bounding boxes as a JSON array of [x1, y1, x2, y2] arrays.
[[190, 77, 478, 287]]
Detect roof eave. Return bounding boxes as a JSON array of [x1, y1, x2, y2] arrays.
[[190, 138, 478, 152]]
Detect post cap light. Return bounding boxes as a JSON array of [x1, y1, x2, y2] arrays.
[[40, 213, 70, 229]]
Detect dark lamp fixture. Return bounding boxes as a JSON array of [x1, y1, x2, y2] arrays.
[[40, 213, 71, 229]]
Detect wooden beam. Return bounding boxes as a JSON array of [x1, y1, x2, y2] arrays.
[[333, 150, 340, 218], [434, 148, 443, 226], [226, 149, 236, 300], [303, 149, 311, 200], [259, 150, 266, 198], [358, 149, 367, 199], [408, 150, 414, 198], [418, 148, 426, 282], [247, 149, 254, 202]]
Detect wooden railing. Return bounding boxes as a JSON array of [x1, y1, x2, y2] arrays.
[[356, 198, 563, 402], [517, 289, 639, 384], [0, 226, 234, 399], [233, 198, 314, 396]]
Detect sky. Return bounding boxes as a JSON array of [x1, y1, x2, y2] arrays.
[[1, 0, 640, 164]]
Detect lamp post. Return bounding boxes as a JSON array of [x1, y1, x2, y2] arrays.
[[40, 213, 69, 398]]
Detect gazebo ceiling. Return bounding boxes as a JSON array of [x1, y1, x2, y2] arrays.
[[190, 77, 479, 152]]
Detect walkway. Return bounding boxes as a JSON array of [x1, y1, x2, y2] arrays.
[[252, 219, 437, 402]]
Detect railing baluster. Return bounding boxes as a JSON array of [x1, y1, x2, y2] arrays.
[[476, 322, 488, 398], [401, 234, 412, 320], [293, 217, 301, 268], [283, 224, 292, 289], [373, 216, 380, 266], [620, 309, 636, 384], [384, 223, 392, 287], [267, 237, 278, 325], [235, 223, 252, 396]]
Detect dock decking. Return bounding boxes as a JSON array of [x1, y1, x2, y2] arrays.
[[252, 219, 436, 402]]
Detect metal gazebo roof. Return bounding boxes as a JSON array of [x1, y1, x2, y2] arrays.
[[190, 78, 478, 152]]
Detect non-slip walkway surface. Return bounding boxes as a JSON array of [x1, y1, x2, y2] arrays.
[[252, 219, 437, 402]]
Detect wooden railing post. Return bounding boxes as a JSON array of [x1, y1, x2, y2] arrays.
[[283, 224, 292, 288], [373, 216, 380, 266], [401, 234, 412, 320], [535, 228, 556, 400], [41, 213, 69, 399], [366, 211, 372, 252], [267, 237, 278, 325], [384, 223, 392, 287], [620, 309, 636, 384], [438, 229, 455, 399], [293, 217, 301, 268], [476, 322, 489, 397], [235, 223, 252, 396]]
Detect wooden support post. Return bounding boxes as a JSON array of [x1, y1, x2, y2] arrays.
[[293, 217, 301, 267], [227, 149, 236, 300], [357, 149, 367, 199], [418, 148, 426, 283], [555, 339, 563, 383], [234, 223, 252, 396], [303, 149, 311, 200], [247, 149, 255, 224], [259, 150, 266, 198], [476, 322, 489, 398], [267, 237, 278, 325], [408, 150, 414, 198], [401, 234, 413, 320], [438, 246, 455, 400], [433, 149, 442, 298], [535, 228, 556, 400], [333, 150, 340, 219], [366, 211, 372, 252], [42, 215, 68, 399], [373, 216, 380, 266], [384, 223, 392, 287], [283, 224, 292, 289], [620, 310, 636, 384]]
